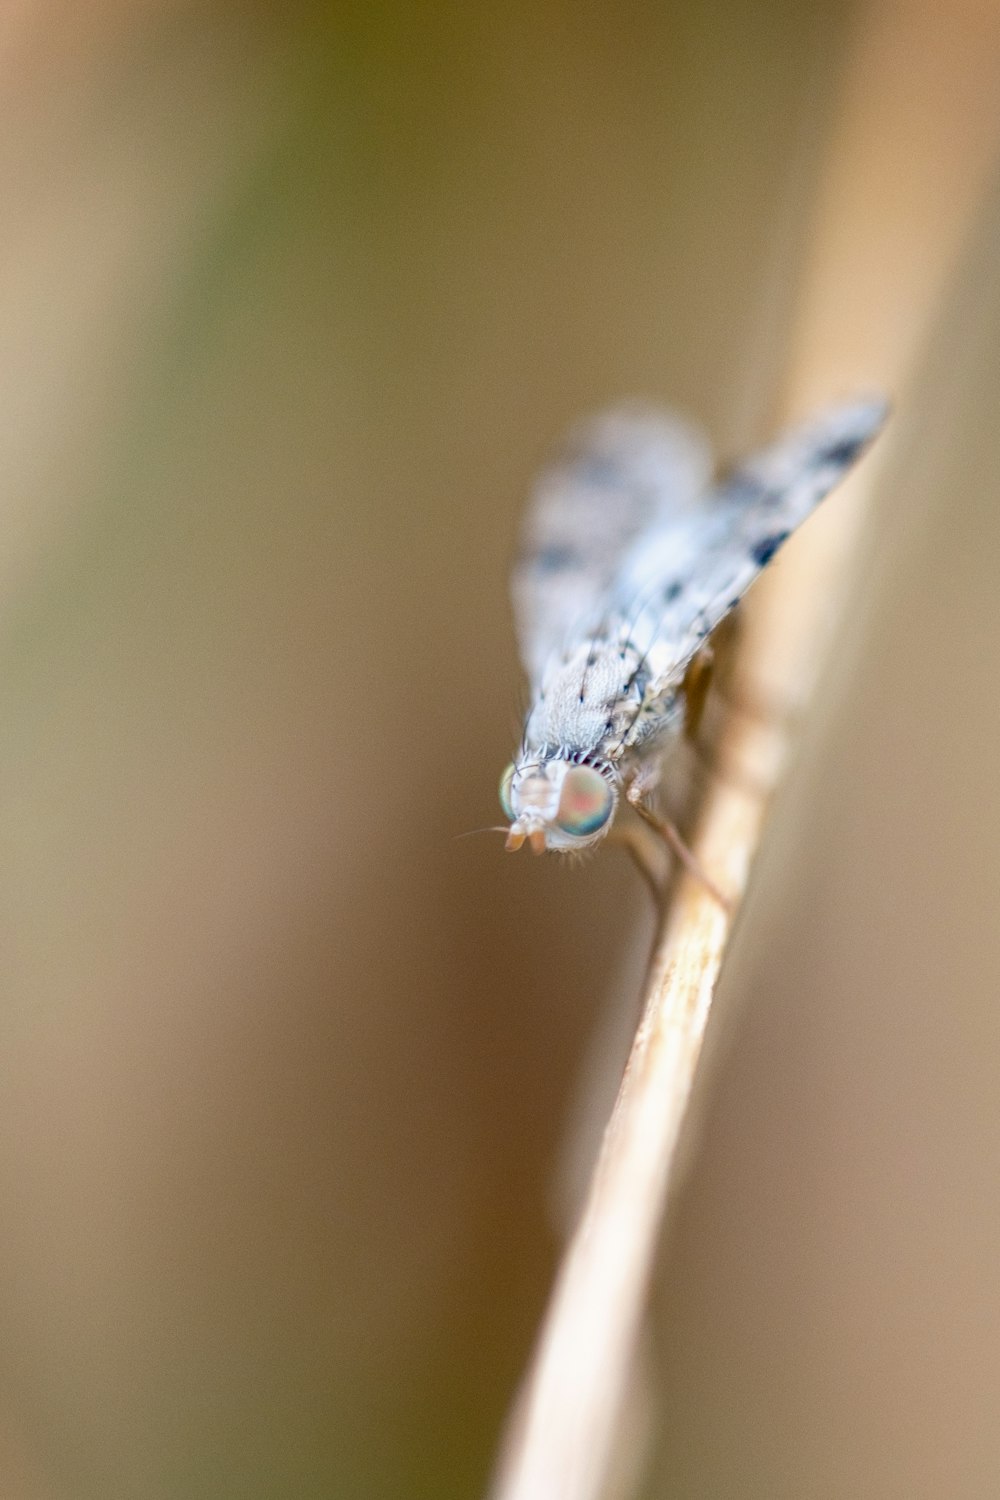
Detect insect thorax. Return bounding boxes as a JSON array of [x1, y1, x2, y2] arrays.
[[522, 637, 680, 765]]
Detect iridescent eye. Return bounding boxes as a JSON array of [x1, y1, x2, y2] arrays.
[[555, 765, 613, 837], [498, 762, 516, 819]]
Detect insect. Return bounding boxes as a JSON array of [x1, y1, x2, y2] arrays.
[[499, 397, 888, 879]]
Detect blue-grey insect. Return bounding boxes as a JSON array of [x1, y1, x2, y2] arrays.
[[500, 398, 888, 863]]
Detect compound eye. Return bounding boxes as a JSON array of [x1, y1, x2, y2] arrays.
[[498, 763, 516, 819], [554, 765, 613, 837]]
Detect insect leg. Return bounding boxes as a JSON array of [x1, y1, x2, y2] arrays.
[[625, 780, 731, 911], [608, 824, 665, 903]]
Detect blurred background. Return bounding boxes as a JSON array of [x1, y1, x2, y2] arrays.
[[2, 2, 1000, 1496]]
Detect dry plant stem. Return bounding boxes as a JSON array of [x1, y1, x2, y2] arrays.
[[488, 685, 786, 1500]]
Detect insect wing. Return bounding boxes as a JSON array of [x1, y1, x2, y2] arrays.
[[612, 397, 889, 694], [511, 404, 711, 686]]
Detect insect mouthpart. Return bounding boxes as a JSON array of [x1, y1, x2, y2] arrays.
[[505, 825, 548, 855]]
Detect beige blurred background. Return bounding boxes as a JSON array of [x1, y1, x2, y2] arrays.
[[2, 3, 1000, 1497]]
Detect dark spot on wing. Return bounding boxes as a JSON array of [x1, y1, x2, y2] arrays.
[[721, 475, 767, 507], [751, 531, 789, 568], [821, 436, 864, 466], [534, 544, 579, 572], [662, 580, 683, 602], [690, 607, 712, 643], [579, 455, 621, 485]]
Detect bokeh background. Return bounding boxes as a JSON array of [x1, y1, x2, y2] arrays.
[[2, 3, 1000, 1497]]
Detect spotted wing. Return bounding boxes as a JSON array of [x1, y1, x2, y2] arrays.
[[613, 397, 889, 699], [511, 404, 712, 687]]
